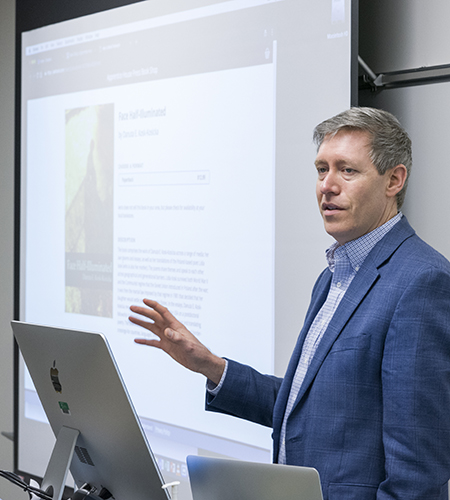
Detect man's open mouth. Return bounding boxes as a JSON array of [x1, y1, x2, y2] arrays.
[[322, 203, 343, 213]]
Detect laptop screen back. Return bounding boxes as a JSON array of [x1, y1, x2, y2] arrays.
[[187, 455, 323, 500]]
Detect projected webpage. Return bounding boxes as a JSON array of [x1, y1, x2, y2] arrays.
[[24, 61, 276, 438], [20, 2, 280, 495], [19, 0, 351, 497]]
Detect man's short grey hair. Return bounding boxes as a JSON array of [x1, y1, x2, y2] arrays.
[[313, 107, 412, 209]]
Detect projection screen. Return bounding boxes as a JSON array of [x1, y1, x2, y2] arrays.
[[16, 0, 356, 497]]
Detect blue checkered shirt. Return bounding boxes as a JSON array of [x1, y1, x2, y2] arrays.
[[278, 213, 403, 464]]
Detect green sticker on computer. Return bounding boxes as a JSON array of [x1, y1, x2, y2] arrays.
[[59, 401, 71, 415]]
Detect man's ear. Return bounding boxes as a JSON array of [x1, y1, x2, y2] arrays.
[[386, 164, 408, 198]]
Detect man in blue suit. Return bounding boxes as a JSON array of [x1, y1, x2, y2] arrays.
[[130, 107, 450, 499]]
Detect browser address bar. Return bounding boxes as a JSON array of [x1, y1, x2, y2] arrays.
[[25, 0, 284, 56]]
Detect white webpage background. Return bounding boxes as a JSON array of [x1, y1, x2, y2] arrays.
[[24, 63, 275, 448]]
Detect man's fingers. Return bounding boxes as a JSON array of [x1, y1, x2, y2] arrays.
[[142, 298, 164, 309], [129, 304, 160, 323], [143, 299, 181, 326], [142, 299, 169, 319], [128, 315, 163, 339], [128, 314, 151, 328], [130, 300, 182, 332], [134, 338, 161, 348]]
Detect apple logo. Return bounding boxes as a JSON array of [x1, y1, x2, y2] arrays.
[[50, 361, 62, 393]]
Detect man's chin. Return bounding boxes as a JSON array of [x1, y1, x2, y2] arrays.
[[323, 223, 353, 245]]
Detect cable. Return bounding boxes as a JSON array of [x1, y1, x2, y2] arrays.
[[0, 470, 53, 500]]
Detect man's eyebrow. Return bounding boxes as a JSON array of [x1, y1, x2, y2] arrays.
[[315, 158, 358, 168]]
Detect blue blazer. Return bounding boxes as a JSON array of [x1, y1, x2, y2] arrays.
[[206, 217, 450, 499]]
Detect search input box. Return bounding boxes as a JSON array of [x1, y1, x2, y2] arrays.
[[118, 170, 210, 187]]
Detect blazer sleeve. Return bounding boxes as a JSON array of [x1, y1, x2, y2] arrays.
[[379, 262, 450, 498], [205, 358, 283, 428]]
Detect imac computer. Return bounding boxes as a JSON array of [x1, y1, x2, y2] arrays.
[[12, 320, 172, 500]]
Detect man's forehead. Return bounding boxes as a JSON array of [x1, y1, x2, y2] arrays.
[[315, 129, 372, 162]]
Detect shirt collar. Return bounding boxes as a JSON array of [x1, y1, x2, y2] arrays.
[[326, 212, 403, 273]]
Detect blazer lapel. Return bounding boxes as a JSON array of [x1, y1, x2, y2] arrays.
[[272, 270, 331, 430], [288, 216, 416, 413], [290, 263, 380, 409]]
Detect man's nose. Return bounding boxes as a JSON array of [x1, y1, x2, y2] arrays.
[[320, 170, 340, 195]]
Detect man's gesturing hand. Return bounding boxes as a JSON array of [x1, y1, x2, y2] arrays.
[[129, 299, 225, 385]]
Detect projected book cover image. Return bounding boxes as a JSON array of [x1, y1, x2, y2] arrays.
[[65, 104, 114, 317]]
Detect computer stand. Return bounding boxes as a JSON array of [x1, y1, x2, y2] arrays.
[[40, 426, 80, 500]]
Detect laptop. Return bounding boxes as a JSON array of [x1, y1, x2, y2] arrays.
[[187, 455, 323, 500], [12, 320, 169, 500]]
